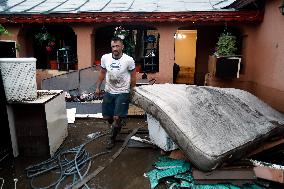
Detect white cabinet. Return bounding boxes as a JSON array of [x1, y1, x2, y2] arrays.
[[7, 90, 68, 157]]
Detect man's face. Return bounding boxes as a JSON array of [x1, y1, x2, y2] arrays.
[[111, 40, 124, 57]]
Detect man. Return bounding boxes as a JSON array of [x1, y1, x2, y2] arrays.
[[96, 37, 136, 149]]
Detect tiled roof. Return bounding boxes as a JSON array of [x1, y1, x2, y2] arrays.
[[0, 0, 237, 14]]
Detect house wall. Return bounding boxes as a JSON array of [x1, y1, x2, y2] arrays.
[[241, 0, 284, 112], [2, 22, 220, 86], [8, 23, 222, 88], [7, 18, 280, 101], [207, 0, 284, 113], [151, 25, 222, 85], [72, 25, 95, 70], [156, 25, 177, 83], [145, 25, 178, 83], [34, 24, 178, 87]]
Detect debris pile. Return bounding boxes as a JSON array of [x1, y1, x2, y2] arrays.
[[145, 156, 265, 189], [132, 84, 284, 171], [64, 90, 104, 102]]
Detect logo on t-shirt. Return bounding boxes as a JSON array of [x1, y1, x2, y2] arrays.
[[110, 60, 121, 70]]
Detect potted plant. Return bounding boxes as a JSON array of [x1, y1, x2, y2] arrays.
[[208, 32, 242, 78], [215, 32, 237, 57], [35, 30, 57, 69], [35, 31, 56, 52]]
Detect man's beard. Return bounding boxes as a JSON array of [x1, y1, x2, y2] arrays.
[[112, 51, 120, 58]]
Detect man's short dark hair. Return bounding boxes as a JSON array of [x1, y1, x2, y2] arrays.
[[111, 36, 123, 43]]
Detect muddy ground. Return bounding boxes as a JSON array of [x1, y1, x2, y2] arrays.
[[1, 117, 284, 189], [0, 117, 165, 189]]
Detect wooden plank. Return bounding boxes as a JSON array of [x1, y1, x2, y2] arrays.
[[193, 167, 255, 181], [247, 138, 284, 157], [253, 166, 284, 183], [168, 150, 256, 183], [251, 159, 284, 184], [192, 167, 256, 185], [0, 11, 264, 24]]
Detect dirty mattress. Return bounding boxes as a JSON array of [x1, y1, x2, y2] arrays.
[[131, 84, 284, 171]]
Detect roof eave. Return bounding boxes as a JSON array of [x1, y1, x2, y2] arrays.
[[0, 11, 264, 24]]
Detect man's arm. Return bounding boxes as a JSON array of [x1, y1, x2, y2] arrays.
[[95, 68, 106, 96], [130, 68, 136, 90]]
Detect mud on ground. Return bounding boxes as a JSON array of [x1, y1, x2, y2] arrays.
[[0, 117, 163, 189]]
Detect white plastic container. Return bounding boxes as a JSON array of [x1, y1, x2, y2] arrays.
[[0, 58, 37, 101], [147, 114, 178, 151]]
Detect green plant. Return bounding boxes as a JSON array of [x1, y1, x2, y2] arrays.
[[34, 30, 56, 57], [35, 31, 55, 45], [216, 32, 237, 56], [0, 24, 10, 36]]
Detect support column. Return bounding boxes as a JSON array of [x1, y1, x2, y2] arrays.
[[156, 25, 178, 83], [72, 25, 95, 69]]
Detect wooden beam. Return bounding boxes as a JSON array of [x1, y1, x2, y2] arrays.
[[192, 167, 256, 185], [0, 10, 263, 24], [253, 165, 284, 183], [247, 138, 284, 157]]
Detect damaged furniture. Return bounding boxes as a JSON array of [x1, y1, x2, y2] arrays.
[[0, 58, 68, 157], [131, 84, 284, 171], [7, 90, 68, 157]]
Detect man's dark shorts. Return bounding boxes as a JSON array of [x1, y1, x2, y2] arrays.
[[102, 92, 130, 118]]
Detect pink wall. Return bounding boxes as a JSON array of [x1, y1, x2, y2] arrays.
[[243, 0, 284, 90], [149, 24, 177, 83], [241, 0, 284, 112], [72, 25, 95, 69], [4, 2, 283, 112]]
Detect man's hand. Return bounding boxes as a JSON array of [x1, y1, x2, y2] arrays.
[[95, 88, 101, 97], [95, 67, 106, 98]]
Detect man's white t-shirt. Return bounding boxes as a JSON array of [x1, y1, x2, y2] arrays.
[[101, 53, 135, 94]]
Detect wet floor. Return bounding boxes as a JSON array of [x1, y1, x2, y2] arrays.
[[2, 117, 284, 189], [0, 117, 164, 189]]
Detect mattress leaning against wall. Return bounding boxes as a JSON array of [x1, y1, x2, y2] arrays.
[[131, 84, 284, 171]]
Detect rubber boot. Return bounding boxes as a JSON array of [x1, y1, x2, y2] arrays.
[[106, 126, 121, 149]]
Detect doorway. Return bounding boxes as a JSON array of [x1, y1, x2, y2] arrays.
[[20, 25, 77, 70], [94, 25, 160, 73], [174, 30, 197, 84]]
